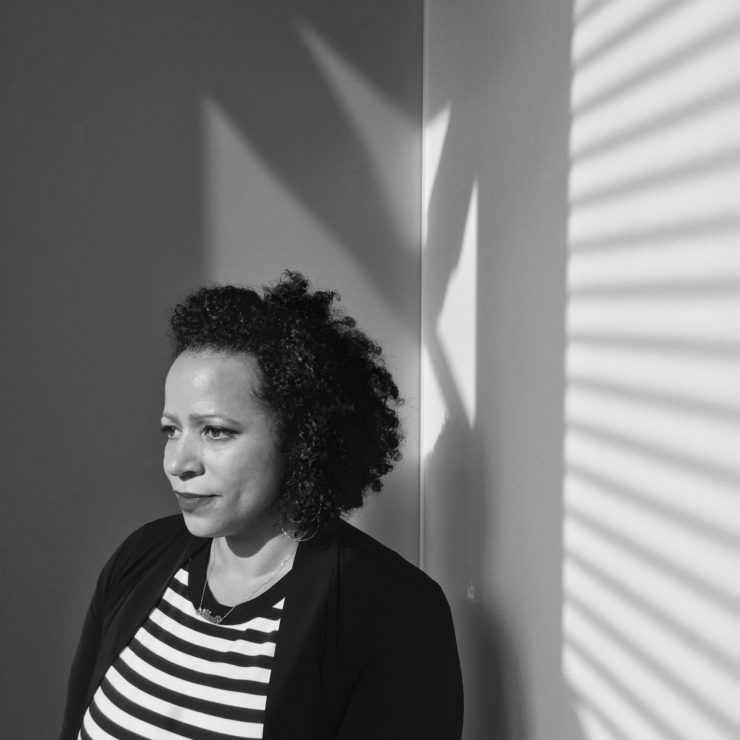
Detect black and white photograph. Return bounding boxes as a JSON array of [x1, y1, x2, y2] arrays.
[[2, 2, 738, 739]]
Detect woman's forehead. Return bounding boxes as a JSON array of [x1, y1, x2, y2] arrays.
[[164, 351, 263, 409]]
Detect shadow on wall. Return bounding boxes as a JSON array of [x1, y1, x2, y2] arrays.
[[422, 177, 530, 737], [0, 2, 421, 737], [425, 415, 529, 740], [422, 1, 577, 739], [197, 1, 422, 326], [565, 2, 740, 739]]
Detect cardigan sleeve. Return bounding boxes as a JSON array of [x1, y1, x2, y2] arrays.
[[58, 525, 145, 740], [336, 578, 464, 740], [59, 590, 103, 740]]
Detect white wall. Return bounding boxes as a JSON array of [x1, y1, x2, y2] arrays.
[[564, 3, 739, 739], [422, 2, 740, 740]]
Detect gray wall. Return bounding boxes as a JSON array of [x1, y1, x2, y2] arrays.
[[0, 3, 422, 736], [422, 1, 583, 739]]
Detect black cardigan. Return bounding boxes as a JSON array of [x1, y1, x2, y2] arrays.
[[60, 515, 463, 739]]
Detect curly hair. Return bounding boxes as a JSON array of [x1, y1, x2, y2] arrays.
[[168, 270, 403, 537]]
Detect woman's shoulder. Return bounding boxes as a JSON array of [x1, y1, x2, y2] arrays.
[[318, 521, 460, 689], [128, 513, 189, 539], [329, 520, 448, 606], [101, 515, 200, 580], [115, 514, 190, 552]]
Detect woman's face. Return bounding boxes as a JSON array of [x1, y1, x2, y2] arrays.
[[162, 350, 284, 543]]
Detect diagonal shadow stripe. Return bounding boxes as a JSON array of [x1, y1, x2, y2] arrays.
[[569, 214, 740, 251], [567, 690, 640, 740], [568, 418, 740, 488], [567, 375, 740, 424], [573, 19, 740, 118], [571, 148, 740, 208], [569, 277, 740, 300], [567, 460, 737, 544], [574, 0, 618, 26], [568, 331, 740, 360], [566, 550, 738, 676], [573, 0, 695, 72], [566, 506, 737, 610], [564, 636, 685, 740], [201, 9, 421, 326], [572, 81, 740, 161], [566, 593, 738, 735]]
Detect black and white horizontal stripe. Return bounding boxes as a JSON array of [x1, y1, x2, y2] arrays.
[[79, 568, 285, 739]]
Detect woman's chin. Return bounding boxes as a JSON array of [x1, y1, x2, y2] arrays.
[[180, 511, 280, 543], [180, 511, 221, 539]]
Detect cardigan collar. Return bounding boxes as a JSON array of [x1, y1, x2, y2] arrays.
[[85, 526, 206, 712]]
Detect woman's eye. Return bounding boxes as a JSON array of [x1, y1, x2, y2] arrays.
[[160, 425, 178, 439], [203, 425, 235, 440]]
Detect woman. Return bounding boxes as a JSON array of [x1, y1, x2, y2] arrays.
[[61, 271, 463, 739]]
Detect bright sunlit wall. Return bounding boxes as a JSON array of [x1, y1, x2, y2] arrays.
[[565, 2, 740, 739]]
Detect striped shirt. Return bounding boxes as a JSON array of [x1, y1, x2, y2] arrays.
[[78, 556, 287, 739]]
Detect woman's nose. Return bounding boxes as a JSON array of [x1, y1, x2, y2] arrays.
[[165, 435, 204, 479]]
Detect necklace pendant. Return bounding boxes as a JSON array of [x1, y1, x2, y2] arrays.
[[196, 607, 223, 624]]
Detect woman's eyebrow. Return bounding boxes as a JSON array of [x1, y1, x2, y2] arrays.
[[188, 412, 243, 426]]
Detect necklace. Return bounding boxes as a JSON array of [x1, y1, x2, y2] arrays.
[[196, 544, 296, 624]]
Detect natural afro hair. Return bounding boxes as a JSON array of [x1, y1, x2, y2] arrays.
[[168, 270, 403, 537]]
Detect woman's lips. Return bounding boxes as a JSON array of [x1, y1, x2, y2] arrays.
[[175, 492, 216, 512]]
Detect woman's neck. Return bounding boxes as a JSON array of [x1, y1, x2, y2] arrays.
[[211, 529, 297, 582]]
